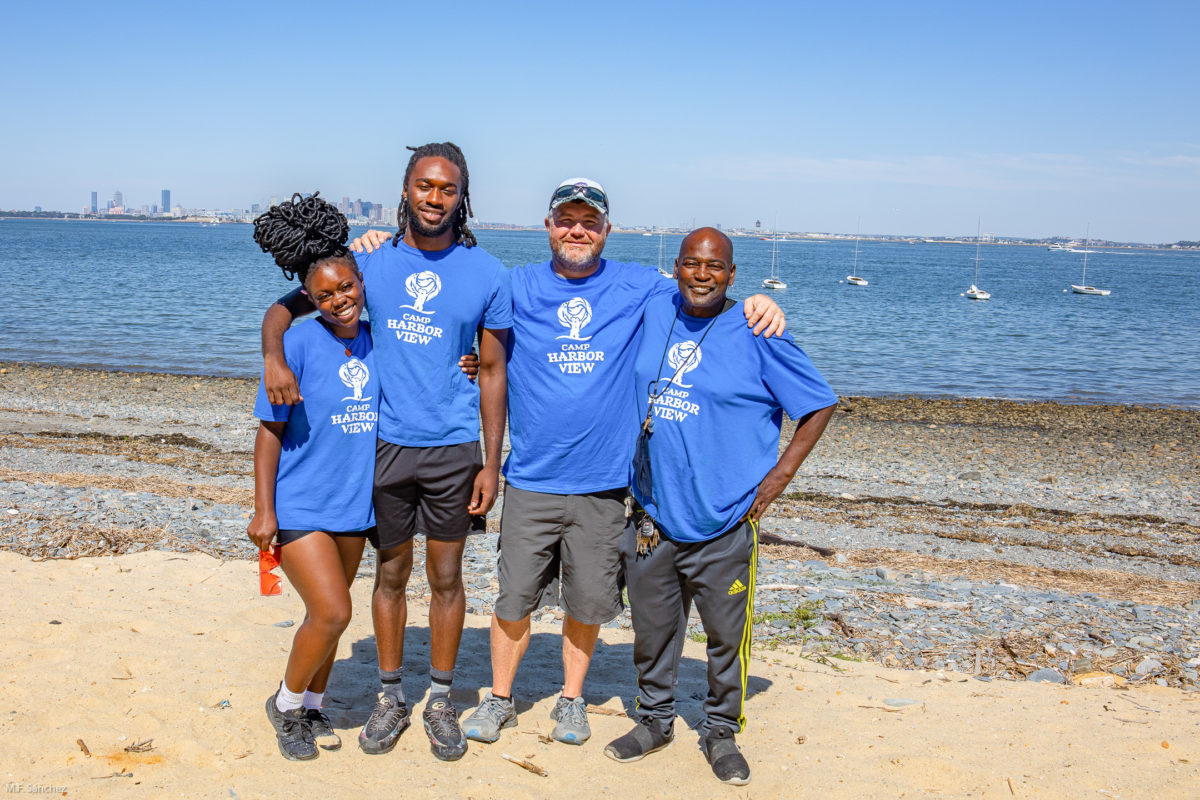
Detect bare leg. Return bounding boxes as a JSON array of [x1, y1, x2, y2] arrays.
[[279, 533, 357, 693], [425, 537, 466, 672], [562, 615, 600, 697], [372, 541, 414, 672], [489, 613, 531, 696], [304, 536, 366, 693]]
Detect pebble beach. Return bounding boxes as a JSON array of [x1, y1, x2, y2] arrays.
[[2, 361, 1199, 796]]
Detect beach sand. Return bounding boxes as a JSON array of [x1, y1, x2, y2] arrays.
[[1, 363, 1198, 797], [2, 549, 1198, 799]]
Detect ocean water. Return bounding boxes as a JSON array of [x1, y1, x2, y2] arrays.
[[2, 219, 1198, 407]]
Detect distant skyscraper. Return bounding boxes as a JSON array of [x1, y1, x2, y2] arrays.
[[341, 196, 350, 214], [90, 192, 98, 214], [112, 190, 124, 209], [162, 190, 170, 213]]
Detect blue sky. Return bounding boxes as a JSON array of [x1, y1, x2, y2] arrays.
[[2, 0, 1197, 242]]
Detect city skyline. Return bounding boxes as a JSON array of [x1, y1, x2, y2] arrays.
[[2, 2, 1197, 243]]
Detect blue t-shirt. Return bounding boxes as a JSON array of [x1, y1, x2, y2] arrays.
[[504, 259, 675, 494], [632, 294, 838, 543], [355, 240, 513, 447], [254, 319, 379, 532]]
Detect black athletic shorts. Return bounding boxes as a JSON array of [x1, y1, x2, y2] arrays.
[[276, 527, 376, 546], [372, 440, 486, 550]]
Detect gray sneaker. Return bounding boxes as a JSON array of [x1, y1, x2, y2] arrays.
[[264, 694, 318, 761], [463, 692, 517, 743], [422, 697, 468, 761], [549, 696, 590, 745], [358, 695, 410, 755], [306, 708, 342, 751]]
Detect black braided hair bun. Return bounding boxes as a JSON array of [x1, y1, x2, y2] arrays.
[[252, 192, 350, 282]]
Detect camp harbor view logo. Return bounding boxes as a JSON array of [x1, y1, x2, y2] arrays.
[[546, 296, 605, 375], [330, 358, 376, 434], [556, 297, 593, 341], [402, 270, 442, 313], [666, 341, 703, 388], [338, 358, 372, 402], [388, 270, 446, 346], [650, 340, 703, 424]]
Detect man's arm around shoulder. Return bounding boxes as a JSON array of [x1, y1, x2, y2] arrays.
[[469, 326, 509, 517], [262, 288, 316, 406]]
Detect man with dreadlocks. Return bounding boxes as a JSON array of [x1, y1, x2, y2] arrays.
[[261, 143, 511, 762], [353, 178, 787, 752]]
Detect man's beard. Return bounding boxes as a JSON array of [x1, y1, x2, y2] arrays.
[[407, 204, 456, 239], [550, 237, 604, 273]]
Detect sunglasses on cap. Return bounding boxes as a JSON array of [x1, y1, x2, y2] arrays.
[[549, 182, 609, 215]]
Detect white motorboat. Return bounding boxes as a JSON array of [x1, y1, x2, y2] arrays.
[[1070, 225, 1109, 296]]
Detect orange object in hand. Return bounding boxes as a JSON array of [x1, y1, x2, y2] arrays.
[[259, 545, 283, 596]]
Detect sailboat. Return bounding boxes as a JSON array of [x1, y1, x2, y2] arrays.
[[845, 220, 867, 285], [761, 231, 787, 290], [1070, 224, 1110, 295], [965, 218, 990, 300], [656, 232, 671, 278]]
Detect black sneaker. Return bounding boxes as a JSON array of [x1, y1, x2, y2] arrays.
[[358, 695, 410, 755], [422, 697, 467, 761], [264, 693, 318, 761], [306, 708, 342, 751], [702, 725, 750, 785], [603, 718, 674, 763]]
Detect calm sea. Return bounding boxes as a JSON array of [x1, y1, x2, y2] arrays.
[[2, 219, 1198, 407]]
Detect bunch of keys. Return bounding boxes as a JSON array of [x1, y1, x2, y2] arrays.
[[636, 514, 660, 556]]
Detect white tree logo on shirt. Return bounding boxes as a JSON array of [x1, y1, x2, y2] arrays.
[[402, 270, 441, 313], [556, 297, 593, 341], [666, 341, 702, 388], [339, 358, 373, 401]]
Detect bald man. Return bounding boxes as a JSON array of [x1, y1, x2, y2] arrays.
[[604, 228, 838, 786]]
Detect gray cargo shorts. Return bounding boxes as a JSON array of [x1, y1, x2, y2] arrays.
[[495, 485, 629, 625]]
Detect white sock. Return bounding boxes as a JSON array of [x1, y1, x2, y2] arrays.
[[275, 682, 305, 713], [302, 690, 324, 710]]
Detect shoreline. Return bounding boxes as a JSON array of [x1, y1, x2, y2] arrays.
[[3, 359, 1195, 412], [2, 360, 1199, 794]]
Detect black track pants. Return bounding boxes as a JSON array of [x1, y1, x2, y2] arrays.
[[620, 518, 758, 736]]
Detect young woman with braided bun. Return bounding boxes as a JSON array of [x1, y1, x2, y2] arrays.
[[248, 192, 379, 761], [260, 143, 512, 761]]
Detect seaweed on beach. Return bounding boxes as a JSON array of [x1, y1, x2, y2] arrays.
[[1, 512, 240, 561]]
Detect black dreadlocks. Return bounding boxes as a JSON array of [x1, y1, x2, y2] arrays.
[[252, 192, 352, 283], [393, 142, 477, 248]]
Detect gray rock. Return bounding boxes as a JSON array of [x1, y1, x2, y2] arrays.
[[875, 567, 897, 581], [883, 698, 920, 707], [1026, 668, 1066, 684], [957, 471, 982, 481], [1135, 658, 1163, 676]]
